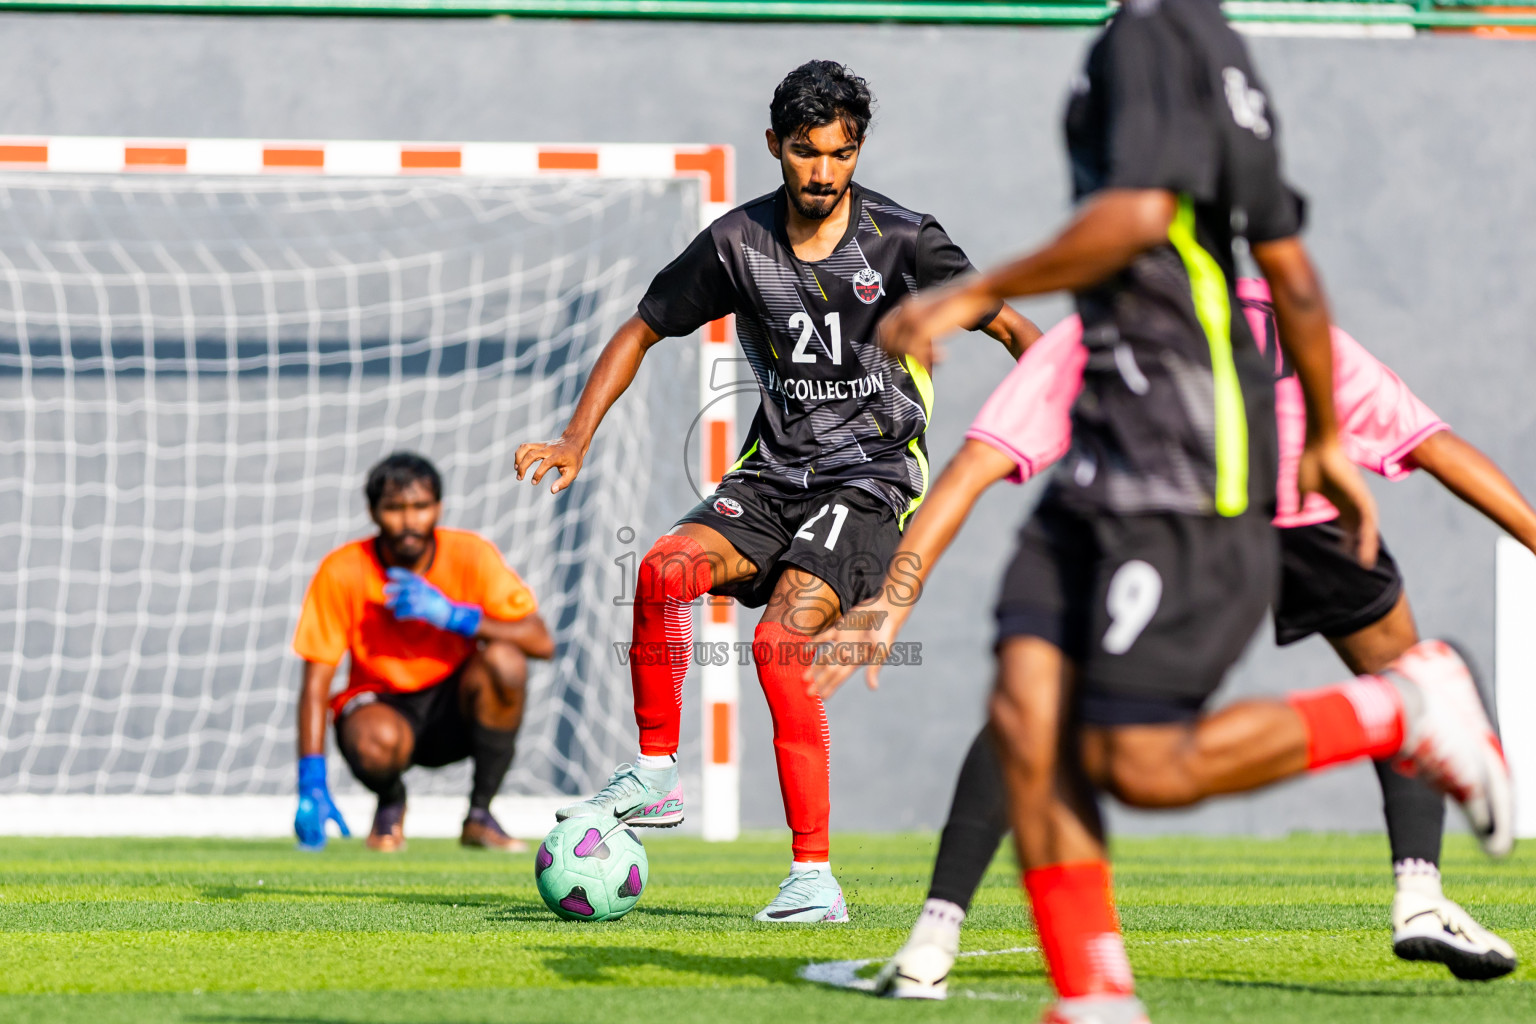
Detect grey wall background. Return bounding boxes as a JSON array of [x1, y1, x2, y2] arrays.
[[2, 13, 1533, 835]]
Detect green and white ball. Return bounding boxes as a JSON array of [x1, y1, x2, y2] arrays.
[[535, 814, 649, 922]]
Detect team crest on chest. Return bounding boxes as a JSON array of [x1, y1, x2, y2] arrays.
[[853, 267, 884, 304]]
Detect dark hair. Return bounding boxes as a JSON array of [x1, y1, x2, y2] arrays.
[[770, 60, 874, 144], [365, 451, 441, 509]]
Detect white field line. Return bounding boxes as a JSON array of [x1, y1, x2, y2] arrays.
[[798, 933, 1292, 994]]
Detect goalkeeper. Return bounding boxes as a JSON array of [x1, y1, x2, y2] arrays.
[[291, 452, 554, 852]]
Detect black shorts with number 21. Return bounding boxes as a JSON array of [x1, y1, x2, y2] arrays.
[[674, 478, 903, 614]]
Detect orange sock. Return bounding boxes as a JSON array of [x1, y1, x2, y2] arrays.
[[1024, 860, 1134, 998], [1287, 676, 1404, 769], [754, 621, 830, 862]]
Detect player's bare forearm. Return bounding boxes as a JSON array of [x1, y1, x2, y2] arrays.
[[1413, 430, 1536, 554], [476, 612, 556, 659], [804, 440, 1016, 698], [886, 440, 1019, 620], [1251, 237, 1337, 443], [975, 190, 1177, 302], [297, 661, 337, 758], [982, 304, 1043, 360], [880, 191, 1175, 360], [515, 315, 663, 492]]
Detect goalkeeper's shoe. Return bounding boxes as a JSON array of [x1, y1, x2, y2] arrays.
[[554, 762, 684, 827], [1393, 890, 1517, 980], [874, 938, 956, 1000], [1385, 640, 1514, 858], [1039, 995, 1150, 1024], [366, 799, 407, 853], [460, 807, 528, 853], [752, 868, 849, 923]]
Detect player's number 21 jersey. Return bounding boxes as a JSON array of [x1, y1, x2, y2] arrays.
[[637, 183, 996, 522]]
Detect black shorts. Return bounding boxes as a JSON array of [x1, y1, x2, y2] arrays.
[[995, 499, 1278, 725], [1273, 520, 1404, 647], [674, 478, 902, 613], [335, 663, 473, 769]]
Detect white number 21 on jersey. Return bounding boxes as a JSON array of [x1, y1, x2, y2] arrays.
[[789, 311, 842, 366]]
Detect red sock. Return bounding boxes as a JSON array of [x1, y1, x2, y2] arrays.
[[1024, 861, 1134, 998], [754, 621, 830, 862], [1287, 676, 1404, 769], [632, 536, 712, 757]]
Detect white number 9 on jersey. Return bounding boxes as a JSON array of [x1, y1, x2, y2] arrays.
[[1102, 560, 1162, 655]]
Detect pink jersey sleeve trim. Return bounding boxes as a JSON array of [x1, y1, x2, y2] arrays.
[[964, 427, 1042, 485], [1374, 421, 1449, 481]]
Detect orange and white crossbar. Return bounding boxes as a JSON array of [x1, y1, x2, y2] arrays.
[[0, 135, 741, 841]]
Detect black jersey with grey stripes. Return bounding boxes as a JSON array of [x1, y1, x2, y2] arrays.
[[1053, 0, 1304, 519], [637, 183, 994, 522]]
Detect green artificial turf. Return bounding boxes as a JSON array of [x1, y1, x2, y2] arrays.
[[0, 832, 1531, 1023]]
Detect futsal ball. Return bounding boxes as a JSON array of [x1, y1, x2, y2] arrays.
[[534, 814, 649, 921]]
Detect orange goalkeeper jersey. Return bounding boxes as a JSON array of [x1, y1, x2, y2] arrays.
[[293, 528, 537, 709]]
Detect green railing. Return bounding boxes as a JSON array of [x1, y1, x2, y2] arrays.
[[0, 0, 1533, 28]]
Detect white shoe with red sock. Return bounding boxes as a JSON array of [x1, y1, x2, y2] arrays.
[[1384, 640, 1513, 858]]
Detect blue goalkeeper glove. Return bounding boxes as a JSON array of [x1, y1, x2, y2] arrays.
[[295, 754, 350, 851], [384, 567, 483, 637]]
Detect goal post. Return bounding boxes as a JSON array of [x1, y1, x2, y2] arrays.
[[0, 135, 739, 840]]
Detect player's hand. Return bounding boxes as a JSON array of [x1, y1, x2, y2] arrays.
[[803, 599, 905, 699], [514, 436, 585, 495], [295, 754, 350, 851], [1298, 439, 1380, 568], [384, 568, 484, 637]]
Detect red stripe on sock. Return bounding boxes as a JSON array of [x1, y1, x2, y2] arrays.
[[1024, 861, 1133, 998], [1288, 676, 1405, 769]]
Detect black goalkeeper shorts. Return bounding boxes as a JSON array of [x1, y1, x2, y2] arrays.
[[1273, 519, 1404, 647], [674, 478, 902, 614], [994, 499, 1278, 726], [335, 662, 473, 769]]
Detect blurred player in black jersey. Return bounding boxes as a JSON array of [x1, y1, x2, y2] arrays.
[[863, 1, 1512, 1019], [515, 60, 1038, 922]]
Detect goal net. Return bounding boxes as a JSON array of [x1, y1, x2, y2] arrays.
[[0, 168, 703, 816]]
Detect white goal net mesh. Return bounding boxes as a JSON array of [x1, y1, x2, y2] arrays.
[[0, 172, 699, 800]]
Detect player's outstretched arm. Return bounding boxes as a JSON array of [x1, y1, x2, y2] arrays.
[[804, 439, 1018, 699], [514, 315, 665, 494], [1253, 237, 1379, 567], [1411, 430, 1536, 556], [295, 660, 350, 850], [878, 190, 1177, 364]]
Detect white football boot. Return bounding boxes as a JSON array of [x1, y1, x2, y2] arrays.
[[1393, 881, 1517, 980], [874, 899, 963, 999], [1383, 641, 1514, 858]]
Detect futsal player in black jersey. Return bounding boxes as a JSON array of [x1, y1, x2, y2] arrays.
[[515, 60, 1037, 922], [839, 1, 1512, 1019]]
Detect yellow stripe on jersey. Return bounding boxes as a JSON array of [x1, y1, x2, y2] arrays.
[[1167, 194, 1247, 517], [897, 354, 935, 529]]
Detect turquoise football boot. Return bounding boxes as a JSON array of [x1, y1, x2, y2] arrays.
[[753, 868, 849, 923], [555, 762, 684, 827]]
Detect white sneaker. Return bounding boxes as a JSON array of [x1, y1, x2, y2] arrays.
[[874, 898, 964, 999], [1393, 890, 1517, 980], [1385, 641, 1514, 858]]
